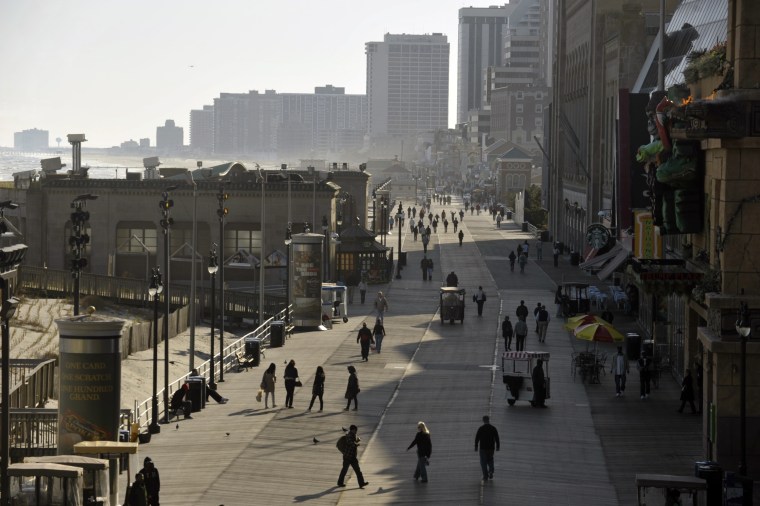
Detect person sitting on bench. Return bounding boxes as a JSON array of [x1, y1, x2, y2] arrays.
[[191, 369, 229, 404], [170, 384, 193, 419]]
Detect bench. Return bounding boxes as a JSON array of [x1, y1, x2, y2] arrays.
[[235, 351, 257, 372]]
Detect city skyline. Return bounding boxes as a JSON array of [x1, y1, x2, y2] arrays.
[[1, 0, 473, 148]]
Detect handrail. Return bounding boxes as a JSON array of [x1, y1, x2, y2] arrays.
[[2, 359, 56, 409], [131, 305, 290, 432]]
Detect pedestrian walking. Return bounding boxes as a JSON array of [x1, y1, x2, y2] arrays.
[[336, 424, 369, 488], [308, 366, 325, 412], [516, 300, 529, 322], [453, 218, 458, 232], [678, 369, 697, 414], [372, 317, 385, 353], [473, 286, 487, 316], [261, 362, 277, 408], [518, 251, 528, 273], [420, 256, 429, 281], [357, 323, 374, 361], [537, 305, 550, 343], [458, 229, 464, 246], [358, 280, 367, 304], [344, 366, 360, 411], [536, 241, 543, 259], [553, 243, 560, 267], [140, 457, 160, 506], [422, 233, 430, 254], [533, 302, 542, 333], [283, 359, 299, 408], [531, 359, 547, 407], [474, 415, 500, 482], [514, 318, 528, 351], [508, 251, 516, 272], [555, 286, 564, 317], [521, 240, 530, 257], [459, 210, 464, 221], [427, 258, 434, 281], [125, 473, 148, 506], [446, 271, 459, 287], [637, 351, 652, 399], [502, 316, 513, 350], [407, 421, 432, 483], [610, 346, 629, 397], [496, 215, 502, 228], [412, 223, 418, 241], [374, 291, 389, 323]]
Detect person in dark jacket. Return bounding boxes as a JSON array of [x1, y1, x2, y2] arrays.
[[458, 229, 464, 246], [407, 421, 432, 483], [502, 316, 513, 351], [515, 300, 529, 321], [344, 365, 360, 411], [372, 318, 386, 353], [283, 359, 299, 408], [531, 359, 547, 407], [170, 384, 192, 419], [678, 368, 697, 414], [308, 366, 325, 412], [337, 424, 368, 488], [474, 415, 500, 482], [125, 473, 148, 506], [357, 323, 374, 362], [508, 251, 517, 272], [140, 457, 160, 506], [446, 271, 459, 287]]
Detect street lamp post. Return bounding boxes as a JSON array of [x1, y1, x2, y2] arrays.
[[159, 186, 176, 422], [0, 243, 26, 506], [217, 186, 229, 381], [282, 165, 291, 325], [372, 190, 376, 234], [70, 194, 98, 315], [257, 168, 266, 327], [148, 268, 163, 434], [735, 302, 750, 476], [322, 215, 329, 281], [208, 247, 219, 389], [395, 202, 403, 279], [186, 165, 199, 372]]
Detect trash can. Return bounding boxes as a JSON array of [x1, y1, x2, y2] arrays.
[[521, 222, 528, 232], [540, 230, 550, 242], [244, 337, 261, 367], [186, 376, 206, 412], [506, 211, 512, 219], [399, 251, 407, 267], [270, 320, 285, 348], [625, 333, 641, 361], [570, 251, 580, 266], [694, 461, 722, 506], [642, 339, 654, 357]]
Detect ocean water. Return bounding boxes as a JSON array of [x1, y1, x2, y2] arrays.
[[0, 150, 131, 181]]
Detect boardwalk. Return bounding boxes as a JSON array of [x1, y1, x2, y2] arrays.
[[125, 197, 701, 505]]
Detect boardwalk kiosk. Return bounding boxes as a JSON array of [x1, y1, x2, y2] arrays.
[[26, 455, 110, 505], [290, 233, 325, 328], [502, 351, 551, 406], [8, 462, 84, 506], [73, 441, 138, 506]]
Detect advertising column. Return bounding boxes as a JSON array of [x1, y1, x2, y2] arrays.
[[56, 315, 126, 455], [290, 233, 324, 327]]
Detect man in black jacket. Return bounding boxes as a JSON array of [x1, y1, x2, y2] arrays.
[[474, 415, 500, 482], [140, 457, 160, 506]]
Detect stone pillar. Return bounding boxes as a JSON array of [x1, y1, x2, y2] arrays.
[[56, 315, 125, 455]]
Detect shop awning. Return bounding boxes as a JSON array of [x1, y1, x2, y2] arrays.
[[581, 244, 623, 270], [597, 248, 630, 280]]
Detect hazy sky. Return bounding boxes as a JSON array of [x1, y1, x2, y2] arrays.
[[1, 0, 472, 148]]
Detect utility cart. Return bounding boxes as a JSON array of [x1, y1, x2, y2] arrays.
[[502, 351, 551, 406]]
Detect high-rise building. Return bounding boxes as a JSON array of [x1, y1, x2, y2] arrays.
[[156, 120, 183, 152], [14, 128, 49, 151], [457, 4, 514, 124], [189, 105, 214, 153], [366, 33, 449, 139]]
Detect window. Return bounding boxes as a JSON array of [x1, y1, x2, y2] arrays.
[[224, 227, 262, 260], [535, 118, 543, 127], [516, 91, 524, 100], [516, 104, 524, 113], [516, 117, 523, 126], [116, 223, 157, 253], [535, 91, 543, 100], [535, 104, 543, 113]]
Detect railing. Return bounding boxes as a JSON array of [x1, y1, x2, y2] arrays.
[[1, 359, 56, 409], [19, 265, 287, 319], [131, 306, 291, 432], [5, 409, 58, 461]]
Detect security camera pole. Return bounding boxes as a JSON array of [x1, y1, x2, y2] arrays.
[[159, 186, 177, 422]]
